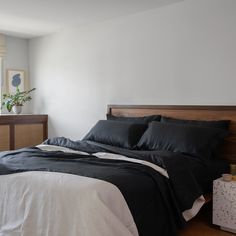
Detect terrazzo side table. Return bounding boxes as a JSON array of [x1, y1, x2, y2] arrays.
[[213, 178, 236, 234]]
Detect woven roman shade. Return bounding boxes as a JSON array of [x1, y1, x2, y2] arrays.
[[0, 34, 6, 58]]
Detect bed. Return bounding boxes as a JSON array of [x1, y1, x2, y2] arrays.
[[0, 105, 236, 236]]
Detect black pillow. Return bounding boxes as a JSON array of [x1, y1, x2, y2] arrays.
[[83, 120, 147, 149], [137, 121, 229, 159], [161, 116, 230, 130], [107, 114, 161, 124]]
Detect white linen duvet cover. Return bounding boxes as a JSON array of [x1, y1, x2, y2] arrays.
[[0, 171, 138, 236]]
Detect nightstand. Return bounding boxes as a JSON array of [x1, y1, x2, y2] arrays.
[[213, 178, 236, 234]]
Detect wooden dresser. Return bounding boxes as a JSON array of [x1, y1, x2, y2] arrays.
[[0, 115, 48, 151]]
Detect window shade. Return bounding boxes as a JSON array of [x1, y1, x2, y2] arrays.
[[0, 34, 6, 58]]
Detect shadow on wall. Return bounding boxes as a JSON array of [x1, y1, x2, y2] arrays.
[[47, 118, 57, 139]]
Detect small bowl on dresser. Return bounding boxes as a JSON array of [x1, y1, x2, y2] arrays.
[[222, 174, 232, 182]]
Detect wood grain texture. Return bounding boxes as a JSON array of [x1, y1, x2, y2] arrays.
[[0, 114, 48, 124], [0, 125, 10, 151], [108, 105, 236, 163], [179, 205, 234, 236], [14, 124, 44, 149], [0, 115, 48, 151]]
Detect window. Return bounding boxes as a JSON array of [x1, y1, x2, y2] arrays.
[[0, 34, 5, 114], [0, 57, 2, 114], [0, 57, 2, 82]]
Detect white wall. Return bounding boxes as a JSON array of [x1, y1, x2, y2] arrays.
[[1, 36, 30, 113], [29, 0, 236, 140]]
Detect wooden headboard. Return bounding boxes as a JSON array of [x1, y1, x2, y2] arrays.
[[107, 105, 236, 164]]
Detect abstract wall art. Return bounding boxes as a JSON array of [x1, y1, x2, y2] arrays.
[[7, 69, 25, 94]]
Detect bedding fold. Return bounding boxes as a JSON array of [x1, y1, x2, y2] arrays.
[[0, 137, 227, 236]]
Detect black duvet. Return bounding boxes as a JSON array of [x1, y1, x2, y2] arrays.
[[0, 137, 229, 236]]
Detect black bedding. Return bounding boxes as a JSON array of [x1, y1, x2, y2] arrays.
[[0, 137, 229, 236]]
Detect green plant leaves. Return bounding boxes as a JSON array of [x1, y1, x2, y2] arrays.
[[0, 87, 36, 112]]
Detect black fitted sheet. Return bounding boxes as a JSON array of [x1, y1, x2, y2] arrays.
[[189, 158, 229, 194]]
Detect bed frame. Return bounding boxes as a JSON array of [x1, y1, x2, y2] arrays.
[[107, 105, 236, 164]]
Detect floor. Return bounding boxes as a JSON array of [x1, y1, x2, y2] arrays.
[[179, 205, 234, 236]]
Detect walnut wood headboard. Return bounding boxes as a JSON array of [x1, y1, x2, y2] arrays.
[[107, 105, 236, 164]]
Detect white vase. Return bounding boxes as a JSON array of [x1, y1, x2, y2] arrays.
[[12, 105, 22, 114]]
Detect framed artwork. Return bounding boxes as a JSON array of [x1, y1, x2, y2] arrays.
[[7, 69, 25, 94]]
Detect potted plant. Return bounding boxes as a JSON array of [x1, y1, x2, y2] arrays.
[[1, 87, 36, 114]]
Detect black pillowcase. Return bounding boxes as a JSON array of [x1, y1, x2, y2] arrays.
[[107, 114, 161, 124], [161, 116, 230, 130], [137, 121, 229, 159], [83, 120, 147, 149]]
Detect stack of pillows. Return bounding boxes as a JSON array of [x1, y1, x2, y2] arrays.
[[83, 114, 230, 159]]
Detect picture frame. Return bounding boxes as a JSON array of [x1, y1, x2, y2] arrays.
[[7, 69, 25, 94]]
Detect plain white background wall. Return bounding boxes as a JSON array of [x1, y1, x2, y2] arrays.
[[1, 36, 30, 113], [29, 0, 236, 140]]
